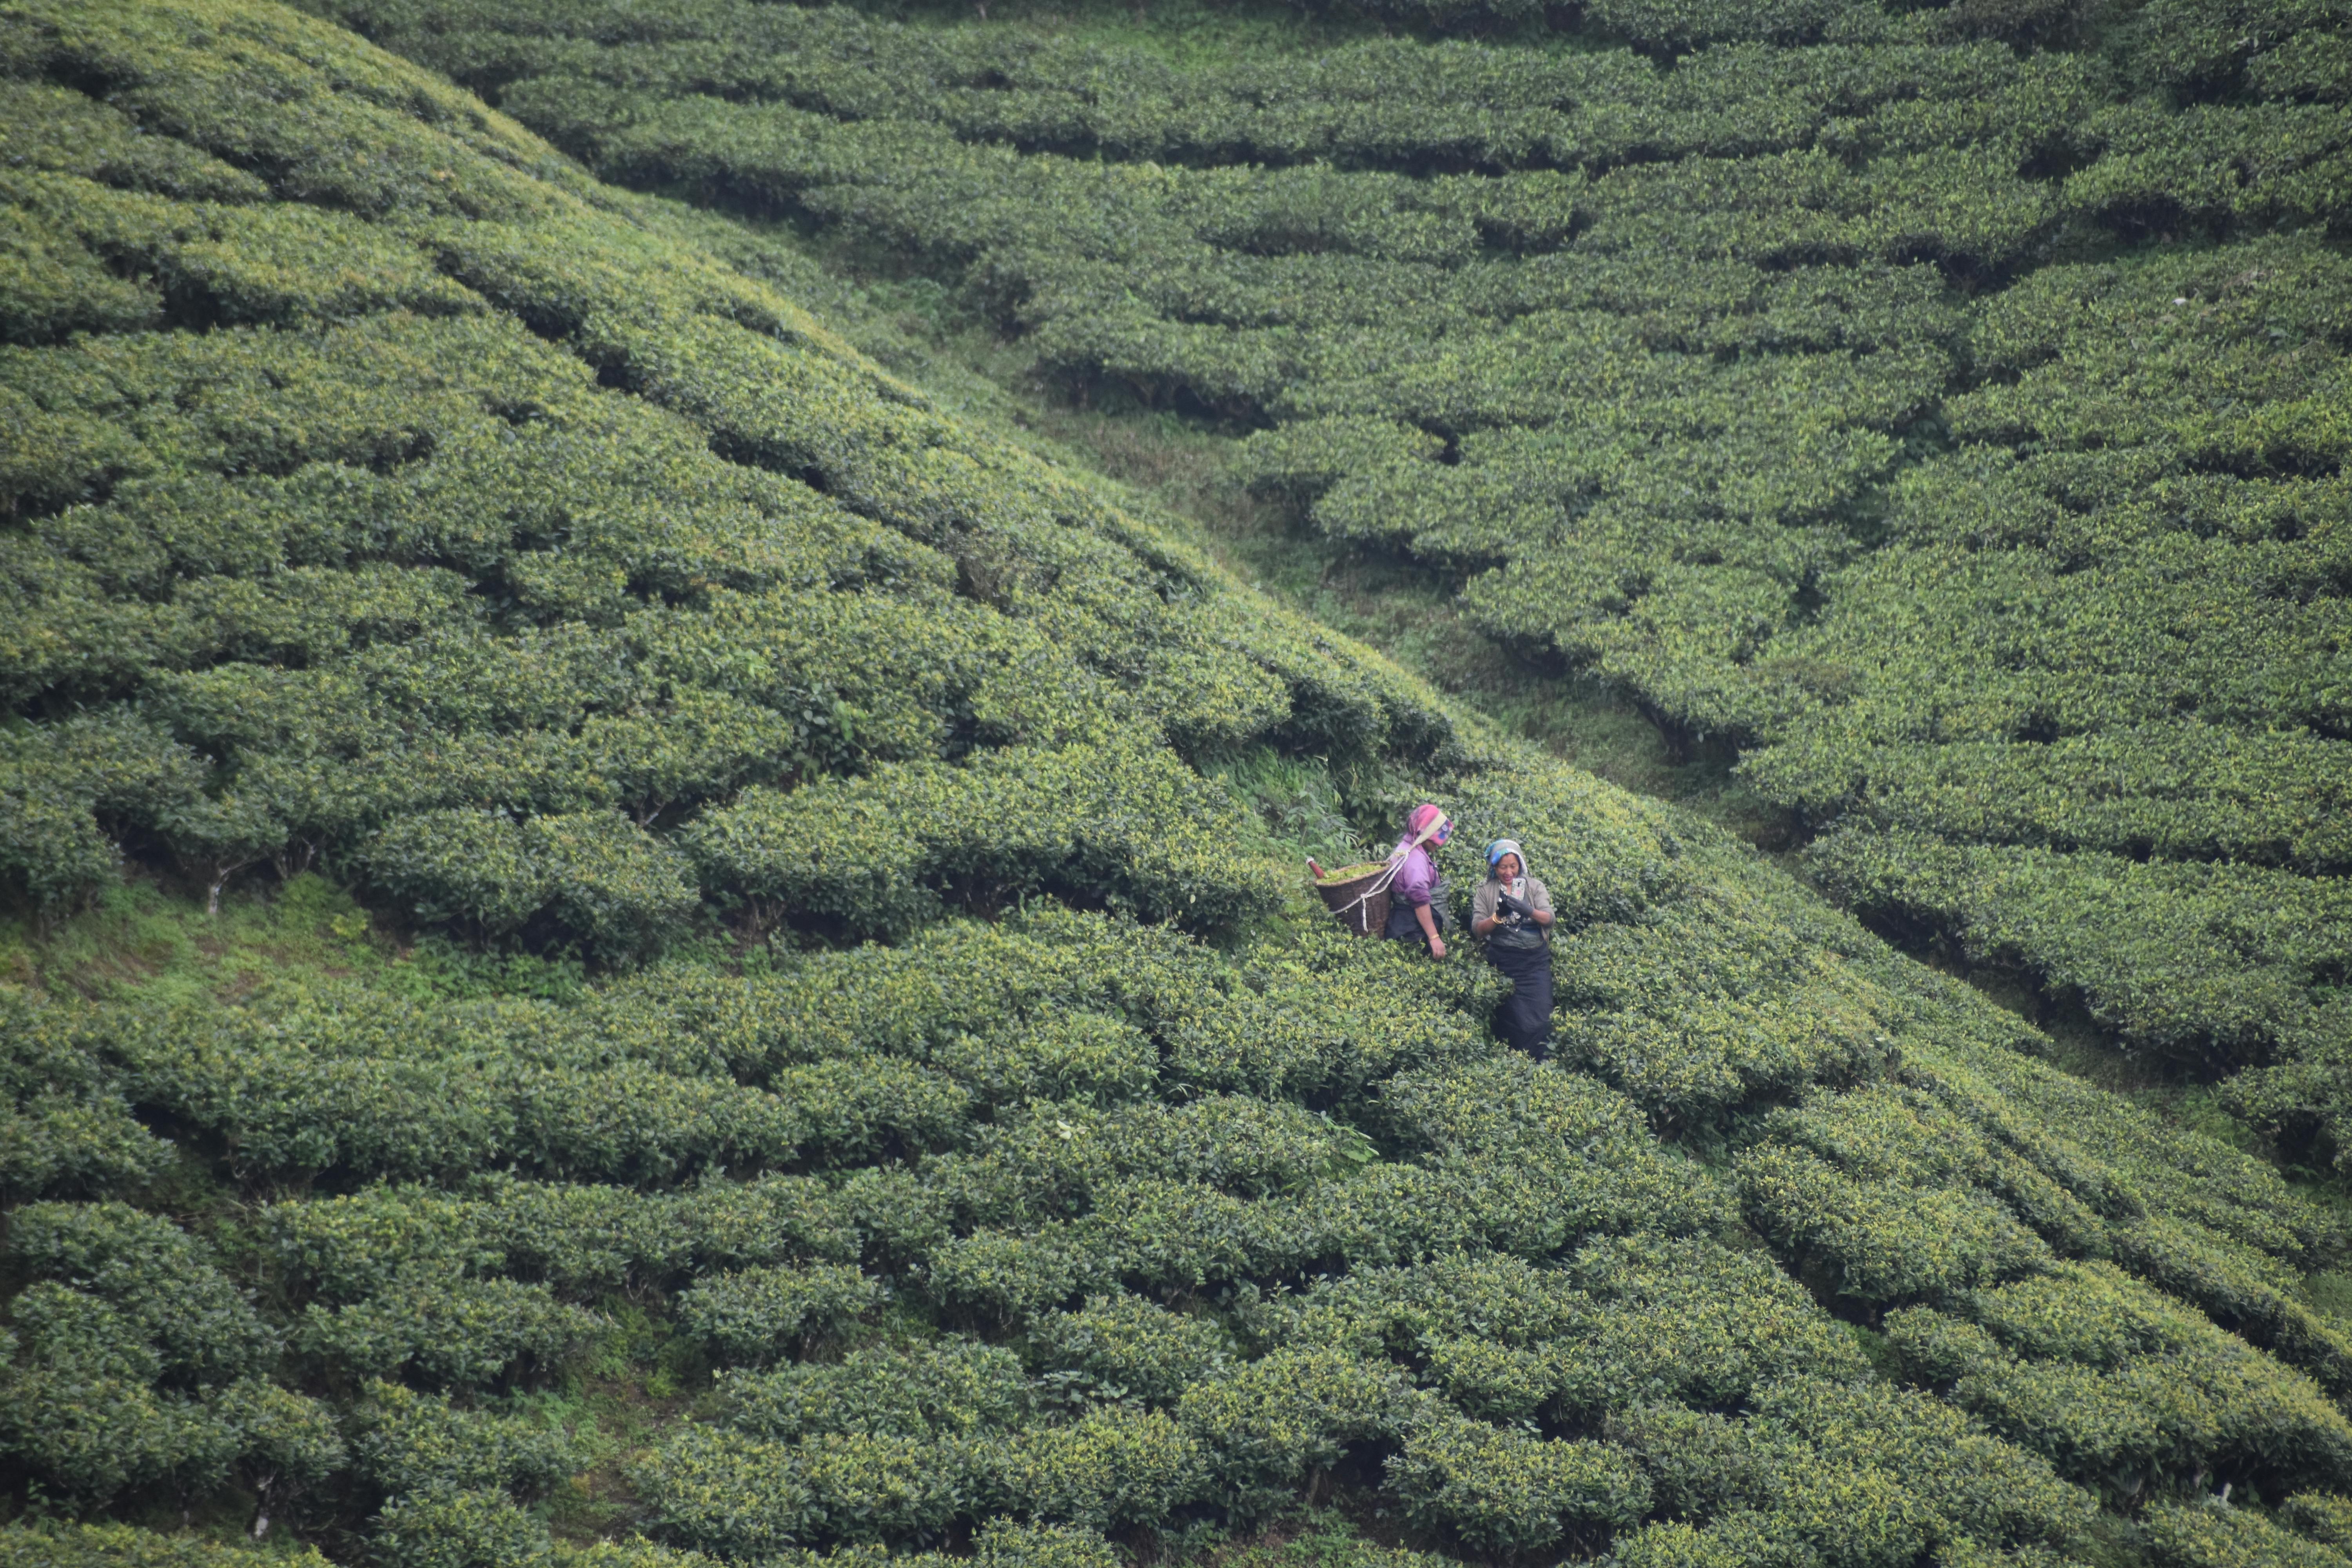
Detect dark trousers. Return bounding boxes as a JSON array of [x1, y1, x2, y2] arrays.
[[1488, 940, 1553, 1061]]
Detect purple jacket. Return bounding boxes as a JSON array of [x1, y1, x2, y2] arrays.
[[1392, 843, 1438, 907]]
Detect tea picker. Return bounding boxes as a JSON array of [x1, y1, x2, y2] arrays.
[[1310, 803, 1454, 958], [1471, 838, 1555, 1060]]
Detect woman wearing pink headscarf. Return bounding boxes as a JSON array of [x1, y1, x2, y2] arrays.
[[1382, 802, 1452, 958]]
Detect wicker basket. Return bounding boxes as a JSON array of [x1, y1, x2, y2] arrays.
[[1315, 864, 1392, 937]]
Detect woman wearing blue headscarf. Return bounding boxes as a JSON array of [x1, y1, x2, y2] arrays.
[[1471, 838, 1554, 1060]]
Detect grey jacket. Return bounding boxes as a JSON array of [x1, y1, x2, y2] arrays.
[[1472, 875, 1552, 951]]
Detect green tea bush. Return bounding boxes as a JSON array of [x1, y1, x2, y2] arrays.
[[676, 1264, 886, 1365], [1738, 1119, 2056, 1302], [351, 1381, 582, 1498], [0, 1368, 239, 1506], [1889, 1261, 2352, 1493], [209, 1377, 347, 1502], [1262, 1240, 1863, 1423], [720, 1341, 1029, 1440], [0, 1524, 332, 1568], [1265, 1250, 1580, 1363], [927, 1096, 1370, 1231], [7, 1203, 277, 1385], [0, 986, 176, 1198], [685, 901, 1499, 1105], [12, 1283, 168, 1383], [2287, 1494, 2352, 1551], [986, 1405, 1206, 1532], [1625, 1376, 2096, 1563], [1377, 1055, 1728, 1243], [554, 1545, 724, 1568], [374, 1487, 554, 1568], [1387, 1415, 1650, 1552], [1065, 1177, 1308, 1292], [923, 1227, 1104, 1325], [298, 1277, 603, 1387], [2140, 1500, 2352, 1568], [686, 737, 1283, 940], [0, 1290, 338, 1506], [354, 809, 699, 958], [960, 1520, 1123, 1568], [127, 1027, 811, 1185], [630, 1426, 826, 1559], [263, 1185, 548, 1303], [928, 1011, 1160, 1110], [633, 1424, 975, 1553], [1556, 1236, 1871, 1413], [1029, 1294, 1231, 1406], [1808, 829, 2352, 1068], [2118, 0, 2352, 100], [1546, 879, 1901, 1126], [1176, 1349, 1408, 1512], [116, 970, 982, 1185], [0, 714, 204, 909]]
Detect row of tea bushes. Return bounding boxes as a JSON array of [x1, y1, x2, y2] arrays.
[[314, 0, 2352, 1141], [0, 0, 1457, 955], [16, 803, 2350, 1556]]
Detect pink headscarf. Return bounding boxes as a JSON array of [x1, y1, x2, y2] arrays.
[[1402, 803, 1451, 849]]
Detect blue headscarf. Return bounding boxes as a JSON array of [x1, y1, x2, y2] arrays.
[[1485, 838, 1527, 875]]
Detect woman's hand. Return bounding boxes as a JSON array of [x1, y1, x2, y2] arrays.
[[1428, 934, 1447, 960]]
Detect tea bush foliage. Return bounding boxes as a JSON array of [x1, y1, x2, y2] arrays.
[[8, 0, 2352, 1564], [316, 0, 2352, 1167]]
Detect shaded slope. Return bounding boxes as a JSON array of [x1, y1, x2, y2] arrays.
[[3, 4, 2352, 1567]]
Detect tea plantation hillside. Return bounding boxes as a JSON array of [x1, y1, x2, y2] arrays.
[[11, 2, 2352, 1565], [310, 0, 2352, 1167]]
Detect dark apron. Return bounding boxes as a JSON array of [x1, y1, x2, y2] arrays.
[[1486, 928, 1553, 1061], [1384, 876, 1451, 950]]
